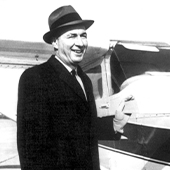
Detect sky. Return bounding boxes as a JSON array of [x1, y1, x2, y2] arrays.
[[0, 0, 170, 48]]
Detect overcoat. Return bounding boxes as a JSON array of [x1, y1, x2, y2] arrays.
[[17, 55, 119, 170]]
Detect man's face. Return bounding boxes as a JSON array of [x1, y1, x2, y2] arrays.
[[53, 26, 88, 68]]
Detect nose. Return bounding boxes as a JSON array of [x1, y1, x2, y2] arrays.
[[75, 36, 84, 46]]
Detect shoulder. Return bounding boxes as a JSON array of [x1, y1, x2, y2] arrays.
[[20, 63, 44, 78], [19, 61, 50, 86]]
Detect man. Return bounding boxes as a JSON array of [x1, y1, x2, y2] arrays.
[[17, 5, 130, 170]]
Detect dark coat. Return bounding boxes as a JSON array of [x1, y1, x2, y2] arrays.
[[17, 55, 119, 170]]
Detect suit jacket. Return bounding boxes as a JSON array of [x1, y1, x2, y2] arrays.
[[17, 55, 119, 170]]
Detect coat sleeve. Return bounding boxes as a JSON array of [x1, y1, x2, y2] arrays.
[[17, 69, 53, 170], [88, 77, 121, 141], [97, 116, 121, 140]]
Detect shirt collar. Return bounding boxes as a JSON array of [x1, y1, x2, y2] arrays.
[[55, 55, 76, 73]]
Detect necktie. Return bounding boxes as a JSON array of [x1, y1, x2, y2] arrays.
[[71, 69, 87, 100], [71, 69, 77, 77]]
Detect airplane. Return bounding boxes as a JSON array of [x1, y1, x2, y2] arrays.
[[1, 39, 170, 170], [95, 40, 170, 170]]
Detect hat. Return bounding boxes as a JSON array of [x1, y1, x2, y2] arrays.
[[43, 5, 94, 44]]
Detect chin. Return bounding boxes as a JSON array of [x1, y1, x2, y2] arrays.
[[73, 57, 83, 63], [74, 60, 82, 65]]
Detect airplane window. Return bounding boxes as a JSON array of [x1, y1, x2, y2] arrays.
[[86, 65, 102, 99], [110, 50, 126, 94]]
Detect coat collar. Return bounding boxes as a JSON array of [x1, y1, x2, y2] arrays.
[[48, 55, 89, 101]]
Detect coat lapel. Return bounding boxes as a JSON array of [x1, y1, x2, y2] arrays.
[[77, 66, 93, 102], [60, 71, 87, 101], [48, 56, 87, 101]]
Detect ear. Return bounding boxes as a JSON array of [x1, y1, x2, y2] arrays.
[[52, 40, 58, 50]]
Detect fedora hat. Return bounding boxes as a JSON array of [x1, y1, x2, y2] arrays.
[[43, 5, 94, 44]]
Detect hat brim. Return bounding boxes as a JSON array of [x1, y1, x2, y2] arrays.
[[43, 20, 94, 44]]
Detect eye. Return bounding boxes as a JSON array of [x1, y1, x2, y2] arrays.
[[68, 34, 76, 38], [81, 33, 87, 38]]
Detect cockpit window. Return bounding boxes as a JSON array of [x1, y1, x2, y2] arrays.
[[86, 65, 102, 99]]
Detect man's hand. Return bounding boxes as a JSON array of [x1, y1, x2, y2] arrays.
[[113, 96, 134, 133]]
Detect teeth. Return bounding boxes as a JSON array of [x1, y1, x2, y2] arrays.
[[73, 50, 83, 53]]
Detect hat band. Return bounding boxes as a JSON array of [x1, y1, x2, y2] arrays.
[[50, 13, 82, 30]]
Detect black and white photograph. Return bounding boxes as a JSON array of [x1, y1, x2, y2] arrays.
[[0, 0, 170, 170]]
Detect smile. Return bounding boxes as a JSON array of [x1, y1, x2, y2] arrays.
[[72, 49, 84, 54]]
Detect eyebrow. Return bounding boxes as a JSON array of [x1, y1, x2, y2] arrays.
[[67, 31, 87, 37]]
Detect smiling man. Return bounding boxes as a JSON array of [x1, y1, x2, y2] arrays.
[[17, 5, 129, 170]]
